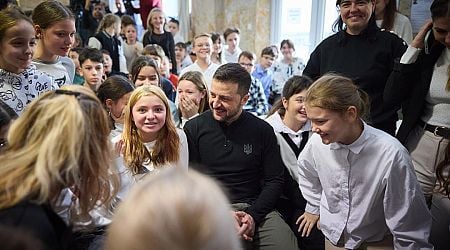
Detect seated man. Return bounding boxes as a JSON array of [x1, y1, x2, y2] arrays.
[[184, 63, 297, 250]]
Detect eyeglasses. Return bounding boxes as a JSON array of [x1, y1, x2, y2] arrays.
[[239, 63, 254, 68], [339, 0, 370, 9]]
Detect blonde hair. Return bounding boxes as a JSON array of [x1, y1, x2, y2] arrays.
[[305, 74, 370, 120], [0, 85, 119, 218], [105, 167, 241, 250], [97, 13, 120, 33], [122, 85, 179, 174], [146, 7, 165, 33]]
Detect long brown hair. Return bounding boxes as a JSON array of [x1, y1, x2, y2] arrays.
[[122, 85, 180, 174], [436, 144, 450, 198], [379, 0, 396, 31]]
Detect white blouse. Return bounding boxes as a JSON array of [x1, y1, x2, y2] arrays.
[[298, 123, 432, 249]]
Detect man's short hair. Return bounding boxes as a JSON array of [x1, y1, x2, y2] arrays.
[[223, 27, 240, 40], [193, 33, 211, 46], [213, 63, 251, 96], [261, 46, 276, 57], [238, 51, 255, 62]]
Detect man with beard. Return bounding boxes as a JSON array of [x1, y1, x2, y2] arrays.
[[184, 63, 298, 250]]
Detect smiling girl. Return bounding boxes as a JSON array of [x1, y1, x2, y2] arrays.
[[142, 8, 177, 75], [177, 71, 208, 128], [0, 7, 54, 114], [265, 75, 324, 249], [115, 85, 188, 199], [32, 0, 76, 87], [297, 74, 432, 249]]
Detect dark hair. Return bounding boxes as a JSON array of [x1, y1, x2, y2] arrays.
[[333, 0, 375, 32], [97, 75, 135, 129], [223, 27, 240, 40], [121, 14, 135, 27], [261, 46, 276, 57], [431, 0, 450, 20], [267, 75, 313, 117], [0, 100, 17, 128], [101, 49, 110, 56], [280, 39, 295, 51], [211, 32, 222, 44], [70, 47, 83, 54], [436, 144, 450, 198], [130, 55, 162, 87], [238, 51, 255, 61], [168, 17, 179, 26], [31, 0, 74, 29], [213, 63, 251, 96], [79, 47, 104, 65], [379, 0, 396, 31], [175, 42, 187, 50]]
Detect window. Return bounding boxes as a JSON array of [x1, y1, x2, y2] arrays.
[[271, 0, 338, 61]]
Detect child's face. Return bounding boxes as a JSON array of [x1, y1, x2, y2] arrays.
[[108, 92, 132, 124], [37, 19, 76, 58], [213, 38, 222, 54], [80, 59, 103, 89], [92, 4, 105, 19], [124, 24, 137, 43], [238, 56, 255, 74], [68, 50, 80, 69], [193, 36, 212, 60], [135, 66, 159, 87], [226, 32, 239, 50], [132, 94, 167, 142], [167, 21, 179, 36], [103, 53, 112, 74], [175, 46, 186, 61], [260, 54, 275, 69], [281, 43, 294, 59], [0, 20, 36, 74], [282, 90, 308, 128], [178, 79, 205, 107], [160, 58, 170, 76], [150, 12, 165, 31], [306, 105, 355, 145]]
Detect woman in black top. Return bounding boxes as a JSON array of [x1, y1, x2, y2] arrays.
[[303, 0, 406, 135]]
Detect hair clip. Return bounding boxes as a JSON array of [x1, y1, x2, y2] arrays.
[[55, 89, 82, 97]]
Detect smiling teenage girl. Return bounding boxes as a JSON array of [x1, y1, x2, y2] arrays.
[[32, 0, 76, 87], [297, 74, 432, 249], [115, 85, 188, 200], [0, 7, 54, 114]]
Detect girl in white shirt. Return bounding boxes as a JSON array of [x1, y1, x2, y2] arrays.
[[32, 1, 76, 87], [265, 75, 324, 249], [297, 74, 432, 249], [115, 85, 188, 199]]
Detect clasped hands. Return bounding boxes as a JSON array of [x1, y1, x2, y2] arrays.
[[232, 210, 255, 242]]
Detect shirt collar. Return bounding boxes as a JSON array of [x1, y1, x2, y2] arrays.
[[267, 112, 311, 135], [329, 121, 368, 154]]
